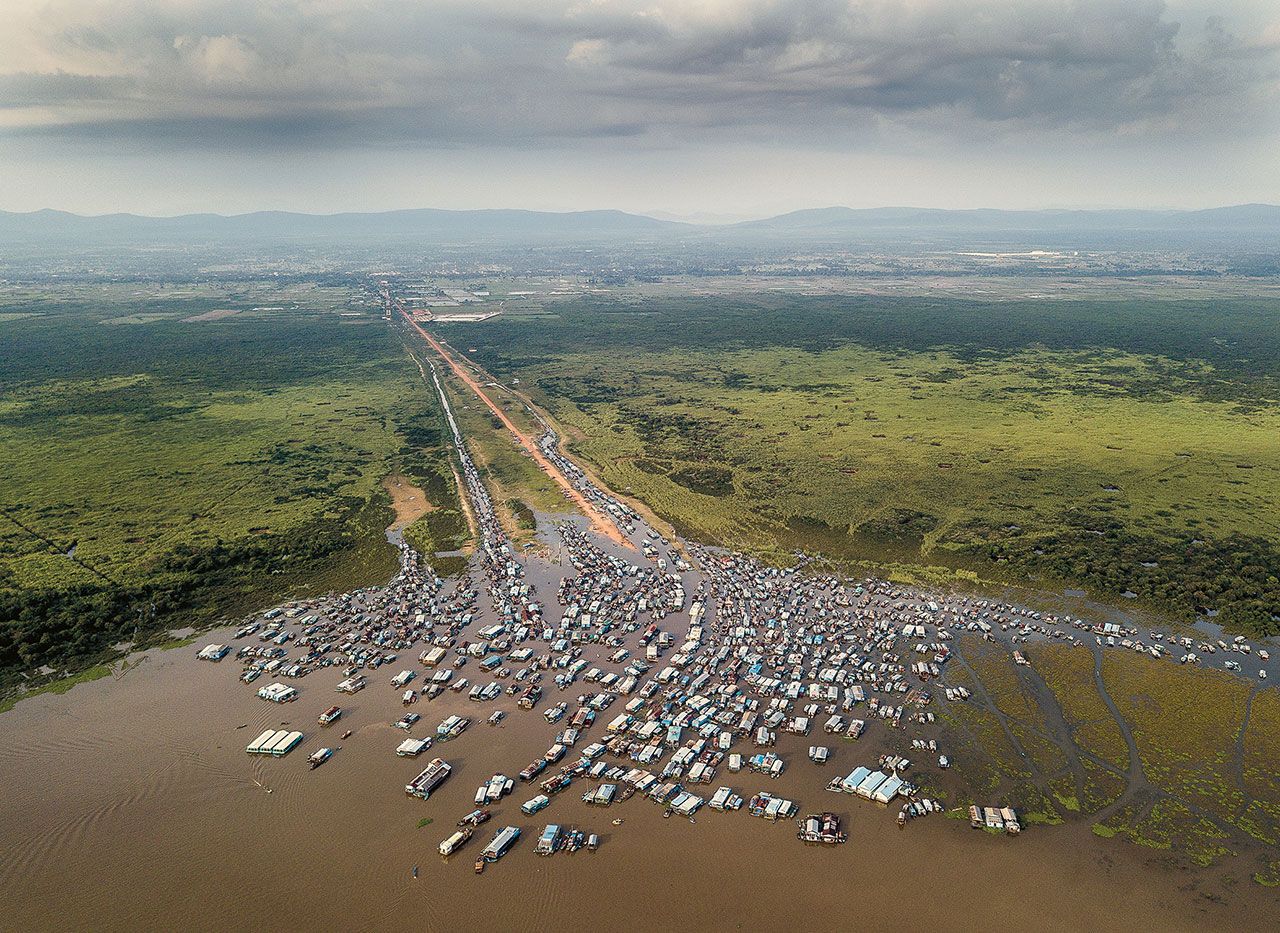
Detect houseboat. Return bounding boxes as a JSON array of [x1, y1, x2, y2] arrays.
[[405, 758, 452, 800], [481, 826, 521, 862]]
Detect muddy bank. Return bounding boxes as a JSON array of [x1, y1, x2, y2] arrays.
[[383, 473, 433, 545]]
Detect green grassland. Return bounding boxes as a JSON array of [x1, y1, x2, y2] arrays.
[[0, 283, 462, 692], [449, 294, 1280, 634]]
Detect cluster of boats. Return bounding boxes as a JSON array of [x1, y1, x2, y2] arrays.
[[210, 363, 1280, 882], [970, 805, 1022, 835]]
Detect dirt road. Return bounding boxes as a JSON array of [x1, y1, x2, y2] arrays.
[[399, 310, 632, 549]]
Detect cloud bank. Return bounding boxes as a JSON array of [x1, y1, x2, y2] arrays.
[[1, 0, 1275, 148], [1, 1, 1277, 214]]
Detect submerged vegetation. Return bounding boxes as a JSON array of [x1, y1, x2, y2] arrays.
[[0, 283, 462, 692], [450, 294, 1280, 634], [940, 638, 1278, 875]]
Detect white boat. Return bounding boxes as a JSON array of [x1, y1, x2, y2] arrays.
[[308, 747, 333, 769], [439, 827, 473, 857]]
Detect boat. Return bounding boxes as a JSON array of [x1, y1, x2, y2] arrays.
[[439, 826, 473, 857], [405, 758, 452, 800], [797, 812, 846, 844], [340, 729, 353, 740], [474, 858, 485, 874], [318, 705, 342, 725], [535, 824, 561, 856], [308, 747, 333, 769], [481, 826, 521, 862]]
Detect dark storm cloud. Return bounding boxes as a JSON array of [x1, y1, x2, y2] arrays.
[[0, 0, 1275, 148], [559, 0, 1277, 131]]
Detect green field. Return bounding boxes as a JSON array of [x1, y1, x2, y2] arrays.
[[0, 283, 464, 691], [449, 293, 1280, 633]]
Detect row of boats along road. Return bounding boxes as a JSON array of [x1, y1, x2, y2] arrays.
[[201, 315, 1279, 882]]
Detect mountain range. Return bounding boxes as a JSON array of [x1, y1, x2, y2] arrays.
[[2, 203, 1278, 243]]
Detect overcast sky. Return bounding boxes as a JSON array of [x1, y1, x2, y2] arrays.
[[1, 0, 1277, 216]]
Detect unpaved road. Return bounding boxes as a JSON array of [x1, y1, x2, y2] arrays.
[[399, 308, 632, 549]]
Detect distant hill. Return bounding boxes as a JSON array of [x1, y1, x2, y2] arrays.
[[2, 203, 1278, 245], [0, 207, 685, 243]]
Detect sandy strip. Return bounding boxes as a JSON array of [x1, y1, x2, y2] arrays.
[[180, 309, 240, 323]]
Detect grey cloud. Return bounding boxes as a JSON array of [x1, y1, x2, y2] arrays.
[[0, 71, 135, 108], [0, 0, 1274, 149], [567, 1, 1271, 131]]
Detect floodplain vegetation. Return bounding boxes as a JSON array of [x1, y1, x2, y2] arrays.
[[449, 293, 1280, 635], [935, 636, 1280, 884], [0, 283, 467, 695]]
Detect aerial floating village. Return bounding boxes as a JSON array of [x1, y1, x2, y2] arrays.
[[202, 348, 1275, 872]]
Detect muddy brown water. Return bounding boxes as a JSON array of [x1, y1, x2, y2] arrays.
[[1, 637, 1271, 933]]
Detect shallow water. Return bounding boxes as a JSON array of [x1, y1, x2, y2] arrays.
[[2, 469, 1274, 931], [1, 609, 1272, 932]]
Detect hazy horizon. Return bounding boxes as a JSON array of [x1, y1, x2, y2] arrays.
[[5, 200, 1280, 223]]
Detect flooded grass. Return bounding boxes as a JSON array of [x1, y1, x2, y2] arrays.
[[0, 663, 112, 715], [946, 637, 1280, 873]]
